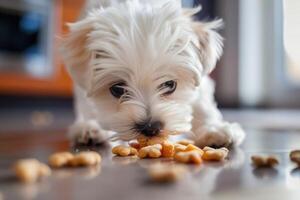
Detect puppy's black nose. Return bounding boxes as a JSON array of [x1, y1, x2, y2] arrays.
[[135, 121, 162, 137]]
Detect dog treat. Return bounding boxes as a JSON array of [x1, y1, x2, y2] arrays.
[[69, 151, 101, 167], [14, 159, 51, 183], [39, 163, 51, 176], [138, 144, 162, 158], [136, 141, 174, 158], [184, 144, 204, 155], [174, 143, 203, 154], [177, 139, 195, 146], [290, 150, 300, 166], [174, 150, 202, 164], [251, 155, 279, 167], [161, 141, 175, 158], [129, 141, 141, 150], [174, 143, 187, 152], [137, 135, 168, 147], [202, 146, 228, 161], [112, 145, 138, 156], [202, 146, 215, 151], [148, 164, 187, 182], [48, 152, 74, 168]]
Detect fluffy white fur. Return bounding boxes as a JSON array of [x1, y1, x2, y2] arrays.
[[61, 0, 245, 147]]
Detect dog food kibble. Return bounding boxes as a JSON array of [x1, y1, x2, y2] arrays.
[[174, 143, 187, 152], [14, 159, 51, 183], [290, 150, 300, 165], [137, 135, 168, 147], [69, 151, 101, 167], [251, 155, 279, 167], [48, 152, 74, 167], [48, 151, 101, 168], [161, 141, 175, 158], [174, 150, 202, 164], [184, 144, 204, 155], [138, 144, 162, 158], [148, 164, 187, 182], [177, 139, 195, 146], [129, 141, 141, 150], [112, 145, 138, 156], [202, 146, 228, 161]]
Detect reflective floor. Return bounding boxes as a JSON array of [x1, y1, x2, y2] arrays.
[[0, 112, 300, 200]]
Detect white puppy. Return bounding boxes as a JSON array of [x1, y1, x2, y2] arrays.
[[61, 0, 245, 147]]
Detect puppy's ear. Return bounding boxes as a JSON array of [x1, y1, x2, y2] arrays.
[[192, 19, 224, 74], [61, 17, 94, 90]]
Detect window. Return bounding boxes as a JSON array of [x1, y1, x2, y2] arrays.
[[284, 0, 300, 84]]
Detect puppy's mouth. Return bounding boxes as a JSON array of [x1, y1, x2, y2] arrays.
[[133, 119, 182, 138], [110, 121, 179, 141], [134, 120, 163, 137], [137, 130, 167, 138]]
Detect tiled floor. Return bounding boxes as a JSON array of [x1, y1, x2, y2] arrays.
[[0, 109, 300, 200]]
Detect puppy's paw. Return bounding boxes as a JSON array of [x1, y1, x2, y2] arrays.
[[194, 122, 245, 148], [69, 120, 107, 145]]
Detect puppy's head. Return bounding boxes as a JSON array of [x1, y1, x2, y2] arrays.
[[62, 1, 223, 140]]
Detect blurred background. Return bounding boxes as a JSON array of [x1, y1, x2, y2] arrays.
[[0, 0, 299, 133]]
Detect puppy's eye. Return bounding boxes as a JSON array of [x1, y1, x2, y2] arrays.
[[159, 80, 177, 95], [110, 82, 127, 98]]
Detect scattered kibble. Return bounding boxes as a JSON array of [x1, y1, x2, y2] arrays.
[[48, 152, 74, 168], [138, 144, 162, 158], [202, 146, 228, 161], [69, 151, 101, 167], [251, 155, 279, 168], [184, 144, 204, 155], [290, 150, 300, 166], [177, 139, 195, 146], [136, 135, 168, 147], [174, 150, 202, 164], [48, 151, 101, 168], [129, 141, 141, 150], [14, 159, 51, 183], [112, 145, 138, 156], [174, 143, 187, 153], [161, 141, 175, 158]]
